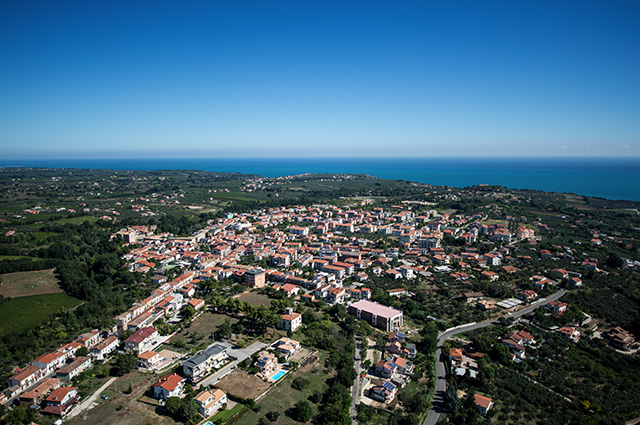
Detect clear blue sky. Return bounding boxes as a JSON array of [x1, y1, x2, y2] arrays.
[[1, 0, 639, 158]]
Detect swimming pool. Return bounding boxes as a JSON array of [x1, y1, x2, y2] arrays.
[[270, 370, 286, 381]]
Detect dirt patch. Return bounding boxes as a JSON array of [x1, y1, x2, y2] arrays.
[[297, 352, 318, 373], [0, 268, 62, 298], [216, 369, 270, 400]]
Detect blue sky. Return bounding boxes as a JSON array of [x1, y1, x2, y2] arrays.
[[1, 1, 639, 158]]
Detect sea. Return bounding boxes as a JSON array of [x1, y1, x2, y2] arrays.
[[1, 157, 639, 202]]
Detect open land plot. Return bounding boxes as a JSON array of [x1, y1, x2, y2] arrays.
[[0, 268, 62, 298], [216, 369, 271, 400], [69, 371, 175, 425], [233, 352, 331, 425], [53, 215, 100, 225], [169, 312, 238, 345], [0, 292, 81, 334], [237, 292, 272, 308]]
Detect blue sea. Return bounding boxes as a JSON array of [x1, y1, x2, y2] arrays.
[[1, 157, 639, 202]]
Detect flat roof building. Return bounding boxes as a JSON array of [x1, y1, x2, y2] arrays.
[[348, 300, 403, 332]]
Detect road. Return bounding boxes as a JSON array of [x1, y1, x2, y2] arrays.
[[67, 376, 117, 419], [199, 340, 267, 388], [423, 289, 566, 425], [350, 334, 363, 425]]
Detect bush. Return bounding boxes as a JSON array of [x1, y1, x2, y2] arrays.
[[292, 377, 310, 391], [294, 400, 313, 422]]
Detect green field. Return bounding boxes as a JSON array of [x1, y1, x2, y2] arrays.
[[54, 215, 100, 225], [0, 292, 82, 334], [237, 292, 272, 308], [209, 402, 246, 424], [0, 255, 34, 261]]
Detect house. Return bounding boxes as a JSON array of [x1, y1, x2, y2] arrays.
[[348, 300, 403, 332], [603, 327, 636, 350], [462, 292, 484, 303], [449, 348, 463, 364], [326, 287, 348, 304], [277, 308, 302, 333], [374, 360, 397, 379], [188, 298, 206, 311], [516, 290, 538, 302], [90, 335, 119, 361], [546, 301, 568, 314], [405, 343, 416, 358], [182, 342, 230, 382], [255, 351, 278, 377], [152, 373, 185, 400], [557, 326, 580, 342], [568, 277, 583, 287], [42, 386, 79, 417], [8, 365, 44, 391], [272, 337, 302, 359], [32, 351, 67, 375], [369, 380, 397, 403], [75, 330, 101, 348], [281, 283, 301, 297], [387, 288, 408, 297], [388, 331, 405, 344], [194, 388, 227, 418], [18, 377, 60, 407], [56, 357, 92, 383], [137, 351, 162, 369], [393, 356, 414, 375], [124, 326, 159, 353], [474, 394, 493, 416]]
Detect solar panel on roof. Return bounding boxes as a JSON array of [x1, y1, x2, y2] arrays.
[[383, 382, 396, 391]]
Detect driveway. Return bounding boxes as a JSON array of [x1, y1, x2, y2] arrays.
[[199, 340, 267, 387]]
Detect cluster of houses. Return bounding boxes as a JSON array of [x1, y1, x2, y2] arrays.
[[253, 337, 302, 381], [5, 330, 105, 416], [150, 372, 228, 419], [501, 330, 536, 361], [366, 331, 415, 404]]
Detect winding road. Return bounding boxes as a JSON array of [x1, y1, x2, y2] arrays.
[[422, 289, 566, 425]]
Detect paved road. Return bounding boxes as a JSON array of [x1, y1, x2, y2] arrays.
[[67, 376, 117, 419], [199, 340, 267, 388], [350, 334, 363, 425], [423, 289, 566, 425]]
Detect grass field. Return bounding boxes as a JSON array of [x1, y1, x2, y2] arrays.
[[237, 292, 272, 308], [0, 292, 81, 334], [209, 401, 246, 424], [54, 215, 100, 225], [0, 268, 62, 298], [0, 269, 62, 298], [169, 312, 238, 345], [0, 255, 34, 261], [68, 370, 176, 425]]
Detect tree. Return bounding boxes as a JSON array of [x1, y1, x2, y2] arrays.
[[182, 305, 196, 321], [114, 352, 137, 376], [294, 400, 313, 422], [266, 410, 280, 421], [179, 399, 201, 424], [76, 346, 89, 357], [165, 396, 183, 416], [419, 321, 439, 354], [218, 317, 233, 339], [292, 377, 310, 391]]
